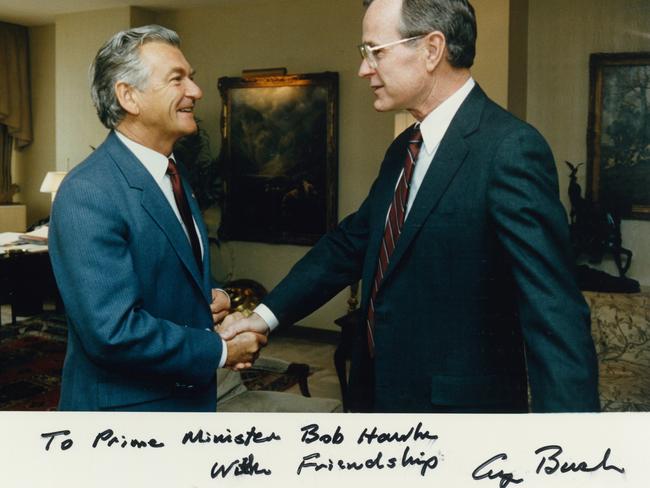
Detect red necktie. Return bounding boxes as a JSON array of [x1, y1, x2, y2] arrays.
[[367, 126, 423, 357], [167, 158, 202, 270]]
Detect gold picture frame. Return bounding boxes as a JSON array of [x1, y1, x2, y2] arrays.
[[587, 52, 650, 220], [218, 72, 339, 244]]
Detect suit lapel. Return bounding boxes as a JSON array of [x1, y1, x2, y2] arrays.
[[105, 132, 210, 302], [367, 85, 486, 290]]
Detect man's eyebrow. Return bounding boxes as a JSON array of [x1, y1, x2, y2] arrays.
[[165, 66, 195, 77]]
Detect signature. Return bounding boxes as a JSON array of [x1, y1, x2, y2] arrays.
[[535, 445, 625, 475], [472, 453, 523, 488], [473, 445, 625, 487]]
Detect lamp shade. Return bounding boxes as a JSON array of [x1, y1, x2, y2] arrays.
[[40, 171, 67, 201]]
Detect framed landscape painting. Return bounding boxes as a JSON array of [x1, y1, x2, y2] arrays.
[[218, 72, 339, 245], [587, 52, 650, 220]]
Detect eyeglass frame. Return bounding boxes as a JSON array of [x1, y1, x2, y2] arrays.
[[358, 34, 426, 69]]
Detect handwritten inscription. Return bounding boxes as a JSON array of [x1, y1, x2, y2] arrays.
[[296, 423, 439, 477], [42, 428, 166, 451], [357, 422, 438, 444], [211, 454, 272, 478], [300, 424, 344, 444], [92, 429, 165, 449], [182, 427, 281, 446], [296, 446, 438, 476], [41, 430, 74, 451], [38, 424, 627, 486]]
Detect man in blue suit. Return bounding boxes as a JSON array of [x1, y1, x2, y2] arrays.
[[49, 25, 267, 411], [221, 0, 600, 412]]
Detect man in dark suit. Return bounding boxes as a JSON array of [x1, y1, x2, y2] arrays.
[[220, 0, 600, 412], [49, 25, 266, 411]]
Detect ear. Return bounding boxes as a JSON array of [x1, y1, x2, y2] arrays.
[[423, 31, 447, 72], [114, 81, 140, 116]]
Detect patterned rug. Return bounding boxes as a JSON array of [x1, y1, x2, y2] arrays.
[[0, 313, 308, 410], [0, 314, 67, 411]]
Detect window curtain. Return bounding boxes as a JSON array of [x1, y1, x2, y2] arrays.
[[0, 21, 32, 200]]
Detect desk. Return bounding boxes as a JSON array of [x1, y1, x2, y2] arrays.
[[0, 250, 62, 324]]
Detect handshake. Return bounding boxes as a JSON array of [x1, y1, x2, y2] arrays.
[[211, 289, 270, 371]]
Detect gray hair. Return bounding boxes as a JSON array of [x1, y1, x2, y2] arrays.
[[90, 25, 181, 129], [363, 0, 477, 69]]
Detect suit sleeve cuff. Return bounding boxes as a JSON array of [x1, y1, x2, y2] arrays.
[[254, 303, 279, 331]]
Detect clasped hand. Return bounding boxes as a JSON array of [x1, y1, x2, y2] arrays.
[[216, 312, 269, 370], [210, 289, 270, 371]]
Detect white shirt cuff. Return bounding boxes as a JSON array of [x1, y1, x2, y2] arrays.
[[254, 303, 279, 331], [218, 338, 228, 368]]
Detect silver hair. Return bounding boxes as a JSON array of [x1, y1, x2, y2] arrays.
[[90, 24, 181, 129], [363, 0, 477, 68]]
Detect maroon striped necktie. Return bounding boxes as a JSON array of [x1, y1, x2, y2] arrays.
[[167, 158, 202, 270], [366, 126, 423, 357]]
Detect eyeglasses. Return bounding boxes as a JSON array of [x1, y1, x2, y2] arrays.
[[358, 34, 426, 69]]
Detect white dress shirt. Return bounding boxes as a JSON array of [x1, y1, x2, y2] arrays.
[[255, 78, 476, 331], [115, 131, 204, 254], [115, 130, 229, 367], [405, 77, 475, 218]]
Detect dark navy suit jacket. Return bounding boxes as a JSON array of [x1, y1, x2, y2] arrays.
[[263, 85, 600, 413], [49, 131, 221, 411]]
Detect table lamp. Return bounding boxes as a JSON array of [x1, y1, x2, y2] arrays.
[[39, 171, 67, 202]]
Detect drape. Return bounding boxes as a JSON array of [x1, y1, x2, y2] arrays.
[[0, 21, 32, 197], [0, 124, 11, 196]]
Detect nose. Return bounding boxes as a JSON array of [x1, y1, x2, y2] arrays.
[[186, 78, 203, 100], [358, 57, 375, 78]]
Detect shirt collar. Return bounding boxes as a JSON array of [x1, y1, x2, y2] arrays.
[[115, 130, 175, 184], [419, 77, 475, 153]]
